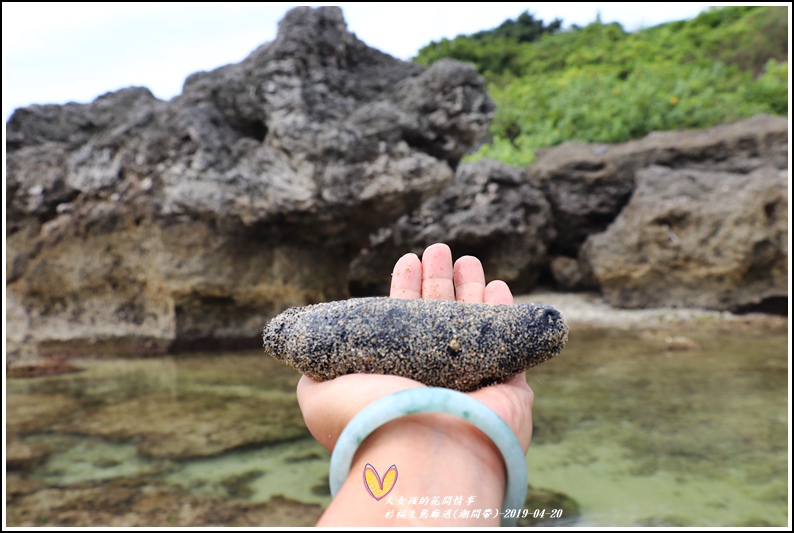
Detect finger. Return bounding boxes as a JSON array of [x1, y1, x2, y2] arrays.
[[390, 253, 422, 299], [484, 280, 514, 305], [421, 243, 455, 300], [453, 256, 486, 303]]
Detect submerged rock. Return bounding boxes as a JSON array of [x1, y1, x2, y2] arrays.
[[50, 392, 308, 460], [263, 297, 568, 392], [517, 485, 581, 526], [5, 477, 324, 527], [6, 438, 51, 472]]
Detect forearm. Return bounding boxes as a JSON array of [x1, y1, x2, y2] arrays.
[[318, 413, 507, 526]]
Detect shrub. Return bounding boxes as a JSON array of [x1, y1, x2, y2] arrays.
[[415, 6, 789, 165]]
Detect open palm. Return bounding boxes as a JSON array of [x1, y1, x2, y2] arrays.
[[297, 243, 534, 454]]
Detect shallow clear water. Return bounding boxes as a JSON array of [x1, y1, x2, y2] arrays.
[[525, 326, 789, 527], [5, 323, 789, 526]]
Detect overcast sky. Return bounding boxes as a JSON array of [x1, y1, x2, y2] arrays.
[[2, 3, 727, 121]]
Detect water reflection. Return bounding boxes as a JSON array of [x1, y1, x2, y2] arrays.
[[6, 323, 788, 526]]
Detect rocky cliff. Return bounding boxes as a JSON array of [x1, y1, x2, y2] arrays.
[[6, 6, 494, 360], [349, 159, 556, 294], [5, 7, 788, 363], [352, 115, 788, 311]]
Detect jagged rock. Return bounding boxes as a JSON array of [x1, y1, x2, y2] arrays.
[[353, 116, 787, 299], [548, 255, 597, 291], [580, 165, 788, 311], [5, 6, 493, 360], [529, 115, 788, 256], [350, 159, 555, 294]]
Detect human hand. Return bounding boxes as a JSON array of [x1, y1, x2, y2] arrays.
[[297, 243, 534, 525], [296, 242, 534, 453]]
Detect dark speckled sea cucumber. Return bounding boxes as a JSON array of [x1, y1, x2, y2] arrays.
[[263, 297, 568, 392]]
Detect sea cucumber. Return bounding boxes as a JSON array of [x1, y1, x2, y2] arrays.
[[263, 297, 568, 392]]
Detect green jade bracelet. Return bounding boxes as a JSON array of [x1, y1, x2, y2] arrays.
[[329, 387, 528, 527]]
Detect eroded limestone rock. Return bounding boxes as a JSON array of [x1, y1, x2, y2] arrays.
[[5, 7, 493, 360]]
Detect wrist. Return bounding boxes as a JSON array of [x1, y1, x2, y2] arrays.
[[322, 413, 506, 526], [356, 412, 506, 490], [320, 387, 528, 526]]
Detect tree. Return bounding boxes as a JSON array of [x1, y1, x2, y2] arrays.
[[471, 10, 562, 43]]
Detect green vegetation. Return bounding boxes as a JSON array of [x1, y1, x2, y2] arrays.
[[415, 6, 789, 166]]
